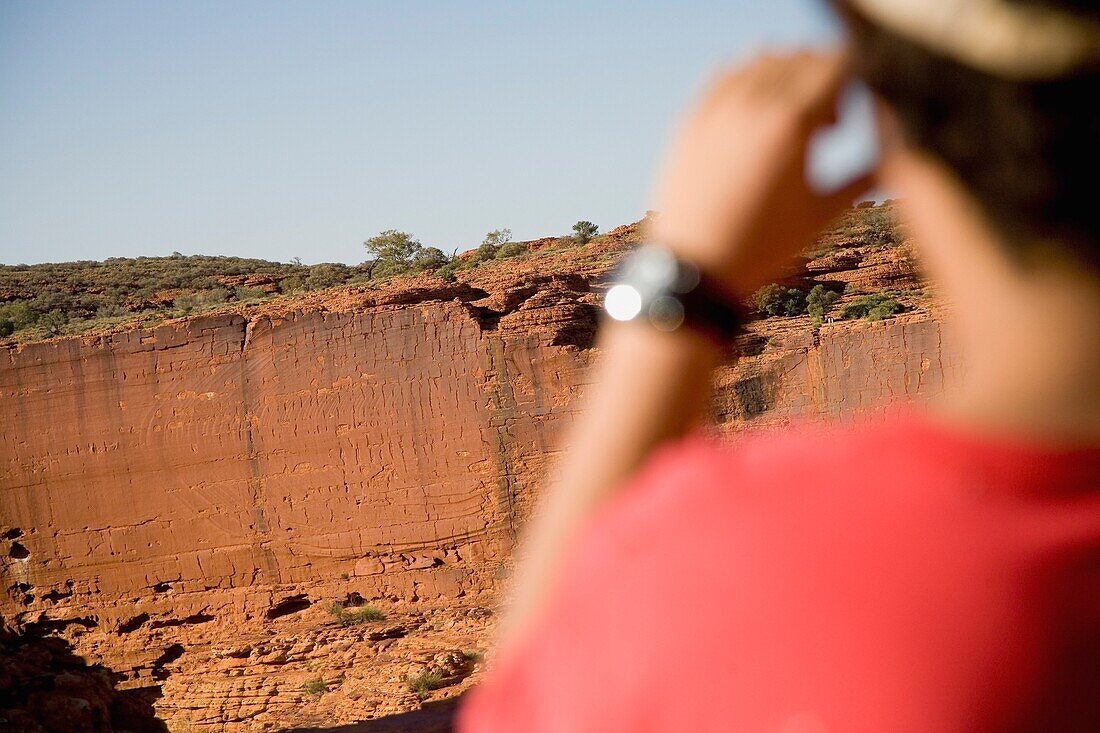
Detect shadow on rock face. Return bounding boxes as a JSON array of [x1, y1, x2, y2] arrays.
[[0, 619, 168, 733], [284, 695, 461, 733]]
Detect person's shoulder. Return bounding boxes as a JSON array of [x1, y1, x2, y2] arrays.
[[631, 409, 926, 505]]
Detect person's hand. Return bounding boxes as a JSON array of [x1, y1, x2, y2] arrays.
[[649, 49, 874, 297]]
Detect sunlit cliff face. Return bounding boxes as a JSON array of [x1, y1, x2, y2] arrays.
[[0, 207, 959, 731]]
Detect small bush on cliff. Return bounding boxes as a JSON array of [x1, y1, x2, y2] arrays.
[[807, 284, 842, 327], [40, 309, 69, 335], [407, 669, 443, 700], [0, 255, 312, 338], [365, 230, 420, 266], [304, 263, 350, 290], [328, 602, 385, 625], [495, 242, 526, 259], [465, 228, 518, 266], [173, 289, 228, 314], [0, 301, 38, 336], [302, 677, 328, 695], [478, 229, 512, 259], [234, 286, 268, 301], [279, 274, 307, 293], [838, 291, 906, 321], [753, 284, 808, 317], [412, 246, 448, 271], [434, 262, 460, 282], [572, 220, 599, 245]]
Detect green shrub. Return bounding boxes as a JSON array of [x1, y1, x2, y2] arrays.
[[328, 602, 385, 626], [0, 255, 311, 339], [434, 262, 459, 282], [807, 284, 841, 327], [95, 303, 128, 319], [0, 301, 37, 336], [838, 292, 906, 321], [369, 260, 413, 279], [173, 289, 228, 314], [278, 274, 306, 293], [470, 229, 513, 264], [752, 284, 807, 317], [301, 677, 328, 695], [572, 220, 598, 245], [364, 230, 422, 276], [305, 263, 349, 290], [495, 242, 526, 259], [863, 207, 899, 246], [41, 309, 69, 335], [412, 246, 448, 271], [234, 286, 268, 301], [406, 669, 443, 700], [475, 241, 499, 262]]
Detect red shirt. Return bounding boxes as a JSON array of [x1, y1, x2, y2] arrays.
[[459, 409, 1100, 732]]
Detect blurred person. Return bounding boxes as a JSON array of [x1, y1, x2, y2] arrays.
[[460, 0, 1100, 731]]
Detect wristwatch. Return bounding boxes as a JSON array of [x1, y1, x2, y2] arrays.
[[602, 244, 745, 342]]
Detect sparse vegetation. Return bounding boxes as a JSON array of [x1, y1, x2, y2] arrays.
[[808, 201, 902, 258], [434, 262, 460, 282], [752, 284, 808, 317], [363, 230, 462, 279], [328, 602, 385, 626], [234, 286, 268, 301], [0, 301, 36, 337], [406, 669, 443, 700], [40, 309, 69, 335], [572, 220, 598, 245], [364, 230, 422, 273], [0, 254, 338, 340], [304, 263, 351, 290], [495, 242, 526, 259], [807, 284, 842, 328], [476, 229, 512, 261], [0, 204, 908, 344], [838, 291, 907, 321], [412, 246, 448, 271], [463, 228, 525, 266], [301, 677, 328, 695]]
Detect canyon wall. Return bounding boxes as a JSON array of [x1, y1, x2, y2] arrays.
[[0, 229, 963, 731]]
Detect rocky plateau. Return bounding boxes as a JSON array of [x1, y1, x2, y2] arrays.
[[0, 206, 963, 731]]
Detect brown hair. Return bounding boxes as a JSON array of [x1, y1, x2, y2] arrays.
[[835, 0, 1100, 266]]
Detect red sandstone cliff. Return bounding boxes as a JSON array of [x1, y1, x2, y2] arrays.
[[1, 210, 961, 731]]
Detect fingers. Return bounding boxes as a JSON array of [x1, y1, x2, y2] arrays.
[[784, 50, 850, 128], [710, 48, 849, 127]]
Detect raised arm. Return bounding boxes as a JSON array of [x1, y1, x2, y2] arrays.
[[498, 50, 874, 650]]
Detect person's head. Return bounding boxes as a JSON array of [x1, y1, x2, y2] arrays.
[[832, 0, 1100, 271]]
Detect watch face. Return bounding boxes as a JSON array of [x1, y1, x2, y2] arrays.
[[648, 295, 685, 331], [622, 245, 701, 293], [604, 244, 741, 341], [604, 283, 643, 322], [626, 245, 679, 294], [604, 245, 698, 327]]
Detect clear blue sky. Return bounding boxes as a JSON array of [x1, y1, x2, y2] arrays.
[[0, 1, 844, 265]]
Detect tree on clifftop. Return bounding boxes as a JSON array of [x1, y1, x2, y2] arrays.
[[412, 246, 448, 271], [365, 230, 420, 266], [475, 228, 513, 262], [363, 230, 422, 278], [572, 220, 598, 245]]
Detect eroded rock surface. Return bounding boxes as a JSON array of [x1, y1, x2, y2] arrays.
[[1, 210, 962, 731]]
